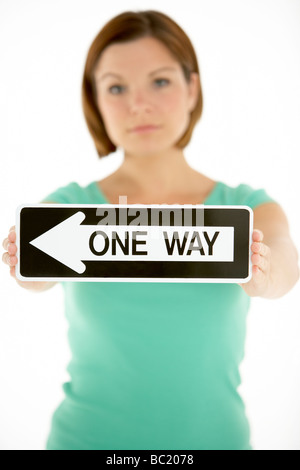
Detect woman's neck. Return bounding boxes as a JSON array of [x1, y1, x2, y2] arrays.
[[116, 148, 196, 195]]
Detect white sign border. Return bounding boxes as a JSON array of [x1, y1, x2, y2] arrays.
[[15, 204, 253, 284]]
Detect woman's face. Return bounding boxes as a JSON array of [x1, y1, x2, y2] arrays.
[[93, 36, 199, 158]]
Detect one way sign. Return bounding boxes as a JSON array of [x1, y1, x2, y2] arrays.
[[16, 204, 253, 283]]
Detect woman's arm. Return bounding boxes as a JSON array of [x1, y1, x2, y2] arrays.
[[241, 202, 299, 298]]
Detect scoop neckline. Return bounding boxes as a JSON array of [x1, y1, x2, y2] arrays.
[[91, 180, 222, 205]]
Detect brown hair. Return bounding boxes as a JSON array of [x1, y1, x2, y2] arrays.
[[82, 10, 203, 158]]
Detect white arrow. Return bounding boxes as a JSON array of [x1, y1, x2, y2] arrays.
[[29, 211, 234, 274], [30, 212, 89, 274]]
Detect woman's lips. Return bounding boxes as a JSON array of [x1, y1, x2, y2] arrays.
[[129, 125, 161, 133]]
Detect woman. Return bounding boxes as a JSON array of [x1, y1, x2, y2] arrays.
[[2, 10, 299, 450]]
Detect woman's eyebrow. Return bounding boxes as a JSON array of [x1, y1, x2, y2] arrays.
[[97, 66, 177, 82]]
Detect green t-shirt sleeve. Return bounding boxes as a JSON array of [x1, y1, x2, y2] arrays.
[[234, 184, 276, 209], [40, 182, 82, 204]]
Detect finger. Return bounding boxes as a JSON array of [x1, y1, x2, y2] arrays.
[[251, 264, 264, 279], [2, 252, 18, 267], [251, 242, 269, 257], [3, 236, 17, 251], [9, 226, 16, 232], [260, 243, 270, 258], [9, 255, 18, 266], [8, 230, 16, 243], [251, 253, 268, 272], [2, 252, 10, 265], [251, 241, 261, 253], [7, 243, 17, 255], [2, 237, 9, 250], [252, 229, 263, 242]]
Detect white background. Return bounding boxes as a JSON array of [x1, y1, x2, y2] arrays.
[[0, 0, 299, 450]]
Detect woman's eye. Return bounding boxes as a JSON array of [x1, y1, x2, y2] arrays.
[[154, 78, 170, 87], [107, 80, 169, 94], [108, 85, 124, 95]]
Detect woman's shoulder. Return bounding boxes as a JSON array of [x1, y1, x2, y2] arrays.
[[216, 181, 276, 209]]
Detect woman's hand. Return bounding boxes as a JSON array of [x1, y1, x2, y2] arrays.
[[240, 229, 271, 297], [2, 225, 56, 292], [240, 203, 299, 299]]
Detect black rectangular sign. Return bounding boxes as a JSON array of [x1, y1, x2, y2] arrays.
[[16, 204, 253, 283]]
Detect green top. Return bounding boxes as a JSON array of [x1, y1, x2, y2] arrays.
[[42, 180, 275, 450]]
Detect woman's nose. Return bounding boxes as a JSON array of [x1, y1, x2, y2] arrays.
[[128, 89, 153, 114]]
